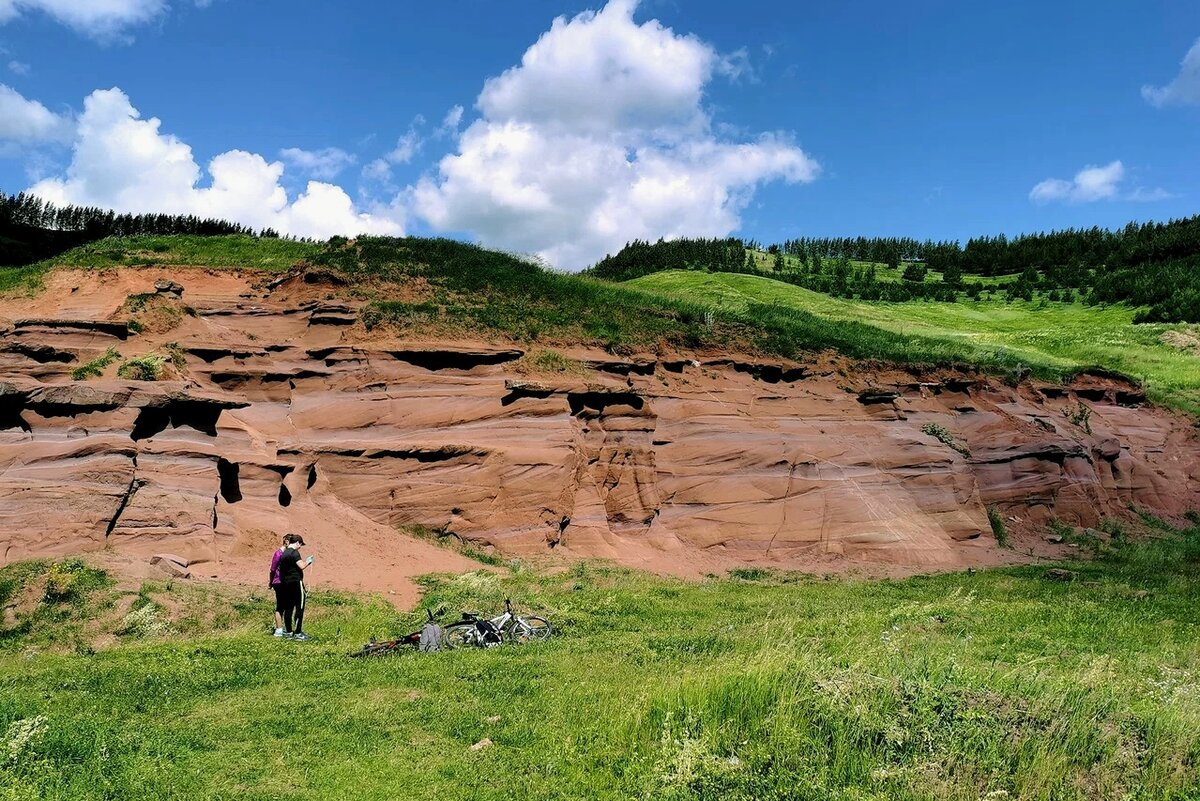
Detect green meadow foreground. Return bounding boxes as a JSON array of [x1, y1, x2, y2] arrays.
[[3, 523, 1200, 800], [628, 270, 1200, 415]]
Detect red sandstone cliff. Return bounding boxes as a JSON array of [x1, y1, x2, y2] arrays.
[[1, 267, 1197, 598]]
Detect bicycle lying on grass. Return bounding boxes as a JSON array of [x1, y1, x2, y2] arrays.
[[349, 609, 440, 658], [348, 601, 552, 657], [444, 599, 552, 649]]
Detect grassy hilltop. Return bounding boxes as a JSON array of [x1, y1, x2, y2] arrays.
[[629, 269, 1200, 414]]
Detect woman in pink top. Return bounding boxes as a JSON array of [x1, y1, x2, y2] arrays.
[[268, 535, 287, 636]]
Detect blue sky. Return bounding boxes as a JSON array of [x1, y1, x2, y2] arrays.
[[0, 0, 1197, 268]]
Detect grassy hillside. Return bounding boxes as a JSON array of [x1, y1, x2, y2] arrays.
[[1, 235, 1064, 384], [630, 270, 1200, 414], [6, 235, 1198, 410], [2, 521, 1200, 800]]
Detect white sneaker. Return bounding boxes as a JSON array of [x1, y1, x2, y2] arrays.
[[273, 628, 285, 637]]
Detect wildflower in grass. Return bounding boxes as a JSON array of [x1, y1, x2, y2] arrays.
[[117, 602, 170, 638], [3, 716, 47, 765]]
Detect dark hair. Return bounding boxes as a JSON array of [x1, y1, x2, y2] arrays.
[[284, 533, 305, 546]]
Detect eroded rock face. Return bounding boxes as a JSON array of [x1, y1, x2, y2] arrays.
[[0, 267, 1197, 591]]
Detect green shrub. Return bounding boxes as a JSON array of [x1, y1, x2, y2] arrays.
[[117, 354, 165, 381], [163, 342, 187, 370], [987, 506, 1009, 548], [462, 546, 504, 567], [728, 567, 771, 581], [42, 559, 108, 605], [70, 347, 120, 380], [123, 292, 153, 313], [524, 349, 586, 374], [360, 306, 383, 330]]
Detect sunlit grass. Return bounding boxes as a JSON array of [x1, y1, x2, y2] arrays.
[[630, 270, 1200, 414], [2, 523, 1200, 799]]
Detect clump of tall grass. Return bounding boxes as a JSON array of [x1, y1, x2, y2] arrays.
[[70, 347, 120, 380], [987, 506, 1009, 547], [116, 353, 166, 381]]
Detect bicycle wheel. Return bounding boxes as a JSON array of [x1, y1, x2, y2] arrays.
[[508, 616, 552, 644], [349, 641, 398, 659], [443, 622, 477, 650]]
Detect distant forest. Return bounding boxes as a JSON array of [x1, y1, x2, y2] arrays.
[[0, 191, 278, 266], [587, 215, 1200, 324]]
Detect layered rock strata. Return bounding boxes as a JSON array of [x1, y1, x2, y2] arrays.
[[0, 267, 1196, 591]]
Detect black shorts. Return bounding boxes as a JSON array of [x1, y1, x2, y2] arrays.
[[277, 581, 305, 611]]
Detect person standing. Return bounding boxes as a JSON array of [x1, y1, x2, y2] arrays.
[[268, 535, 288, 637], [277, 533, 313, 641]]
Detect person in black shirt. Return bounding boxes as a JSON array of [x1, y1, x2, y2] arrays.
[[276, 533, 313, 640]]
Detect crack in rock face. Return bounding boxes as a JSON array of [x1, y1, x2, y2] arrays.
[[0, 267, 1197, 584]]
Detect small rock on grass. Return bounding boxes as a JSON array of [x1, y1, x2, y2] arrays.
[[469, 738, 493, 752], [1046, 568, 1076, 582], [149, 554, 191, 578]]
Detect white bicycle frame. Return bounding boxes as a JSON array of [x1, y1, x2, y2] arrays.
[[462, 600, 530, 646]]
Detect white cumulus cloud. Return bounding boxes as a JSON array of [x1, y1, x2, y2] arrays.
[[1143, 37, 1200, 107], [27, 87, 403, 239], [410, 0, 819, 269], [1030, 161, 1126, 204], [0, 83, 72, 142], [279, 146, 356, 180], [0, 0, 168, 41], [1029, 160, 1170, 205]]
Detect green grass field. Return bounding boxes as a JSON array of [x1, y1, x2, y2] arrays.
[[629, 270, 1200, 414], [2, 522, 1200, 800]]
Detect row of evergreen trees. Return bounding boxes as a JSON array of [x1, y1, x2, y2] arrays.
[[776, 216, 1200, 278], [587, 214, 1200, 323], [584, 237, 748, 282], [0, 191, 276, 266]]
